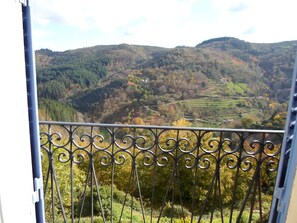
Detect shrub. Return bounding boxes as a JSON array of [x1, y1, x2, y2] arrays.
[[162, 203, 190, 218], [74, 185, 112, 220]]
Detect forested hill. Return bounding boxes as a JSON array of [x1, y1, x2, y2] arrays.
[[36, 37, 297, 129]]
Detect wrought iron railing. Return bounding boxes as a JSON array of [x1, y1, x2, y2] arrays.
[[39, 121, 284, 223]]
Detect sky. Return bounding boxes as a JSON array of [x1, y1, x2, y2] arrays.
[[31, 0, 297, 52]]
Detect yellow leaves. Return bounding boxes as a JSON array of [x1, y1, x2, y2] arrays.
[[172, 119, 192, 127], [273, 114, 281, 121], [131, 117, 145, 125], [269, 102, 277, 110]]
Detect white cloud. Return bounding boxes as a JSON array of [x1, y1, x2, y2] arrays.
[[31, 0, 297, 51]]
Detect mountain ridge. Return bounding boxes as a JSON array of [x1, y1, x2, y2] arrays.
[[36, 37, 297, 128]]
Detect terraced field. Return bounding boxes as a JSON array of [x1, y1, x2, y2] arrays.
[[178, 96, 267, 127], [181, 97, 242, 109]]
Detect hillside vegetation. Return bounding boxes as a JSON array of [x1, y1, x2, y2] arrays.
[[36, 37, 297, 129]]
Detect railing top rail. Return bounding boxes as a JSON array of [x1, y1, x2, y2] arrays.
[[39, 120, 284, 134]]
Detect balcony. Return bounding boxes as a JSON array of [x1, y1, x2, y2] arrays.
[[39, 121, 284, 223]]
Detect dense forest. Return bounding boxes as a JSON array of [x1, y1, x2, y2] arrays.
[[36, 37, 297, 129]]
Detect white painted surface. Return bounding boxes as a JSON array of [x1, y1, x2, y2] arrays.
[[286, 166, 297, 222], [0, 1, 36, 222]]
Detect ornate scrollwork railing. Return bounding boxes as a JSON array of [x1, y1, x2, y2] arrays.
[[39, 121, 284, 223]]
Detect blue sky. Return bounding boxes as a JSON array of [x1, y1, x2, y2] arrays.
[[31, 0, 297, 51]]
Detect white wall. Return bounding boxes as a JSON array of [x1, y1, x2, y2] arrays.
[[0, 1, 36, 222], [286, 167, 297, 222]]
